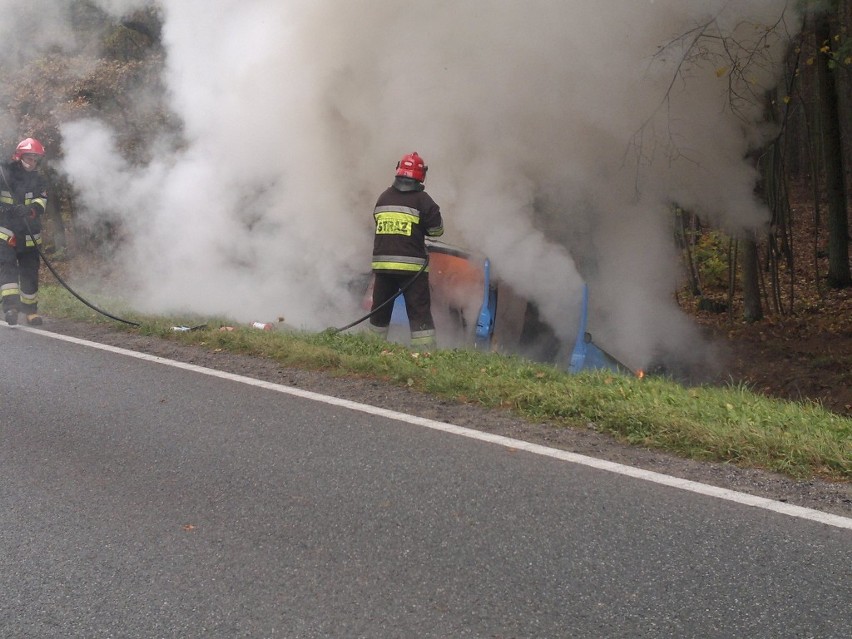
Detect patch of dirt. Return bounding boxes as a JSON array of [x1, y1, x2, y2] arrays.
[[38, 317, 852, 519], [697, 284, 852, 417]]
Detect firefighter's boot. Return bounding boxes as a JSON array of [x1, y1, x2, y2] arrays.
[[26, 313, 42, 326], [368, 322, 390, 340], [4, 308, 18, 325], [410, 327, 436, 351]]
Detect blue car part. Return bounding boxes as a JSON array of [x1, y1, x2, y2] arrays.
[[568, 284, 631, 374]]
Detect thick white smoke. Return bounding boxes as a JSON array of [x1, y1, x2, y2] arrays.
[[48, 1, 801, 369]]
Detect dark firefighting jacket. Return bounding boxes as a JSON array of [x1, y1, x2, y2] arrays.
[[371, 178, 444, 273], [0, 161, 47, 250]]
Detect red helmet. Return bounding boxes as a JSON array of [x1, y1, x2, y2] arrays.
[[13, 138, 46, 161], [395, 152, 427, 182]]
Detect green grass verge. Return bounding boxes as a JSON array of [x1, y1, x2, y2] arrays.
[[38, 285, 852, 482]]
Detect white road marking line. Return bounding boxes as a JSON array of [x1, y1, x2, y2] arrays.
[[19, 325, 852, 531]]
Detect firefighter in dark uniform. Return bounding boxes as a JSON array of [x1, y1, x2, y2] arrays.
[[369, 151, 444, 348], [0, 138, 48, 326]]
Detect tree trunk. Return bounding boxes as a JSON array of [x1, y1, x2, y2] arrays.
[[741, 232, 763, 322], [813, 9, 852, 288]]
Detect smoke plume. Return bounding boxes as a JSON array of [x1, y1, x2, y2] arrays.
[[9, 1, 802, 371]]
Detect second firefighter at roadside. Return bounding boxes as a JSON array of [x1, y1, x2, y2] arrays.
[[0, 138, 48, 326]]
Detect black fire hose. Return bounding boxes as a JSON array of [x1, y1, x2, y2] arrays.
[[23, 217, 141, 327], [20, 210, 427, 334], [326, 257, 429, 335], [18, 211, 424, 334]]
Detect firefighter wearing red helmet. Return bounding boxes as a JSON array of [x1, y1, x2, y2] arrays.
[[0, 138, 48, 325], [369, 151, 444, 348]]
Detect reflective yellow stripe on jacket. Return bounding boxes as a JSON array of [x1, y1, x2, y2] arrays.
[[29, 195, 47, 212], [371, 254, 428, 272], [24, 233, 42, 248], [0, 190, 46, 212]]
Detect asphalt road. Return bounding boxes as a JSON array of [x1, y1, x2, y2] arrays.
[[1, 327, 850, 639]]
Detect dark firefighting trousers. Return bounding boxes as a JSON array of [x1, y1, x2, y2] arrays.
[[0, 241, 40, 315], [369, 270, 436, 347]]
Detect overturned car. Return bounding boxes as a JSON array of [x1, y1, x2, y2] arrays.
[[363, 239, 633, 375]]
